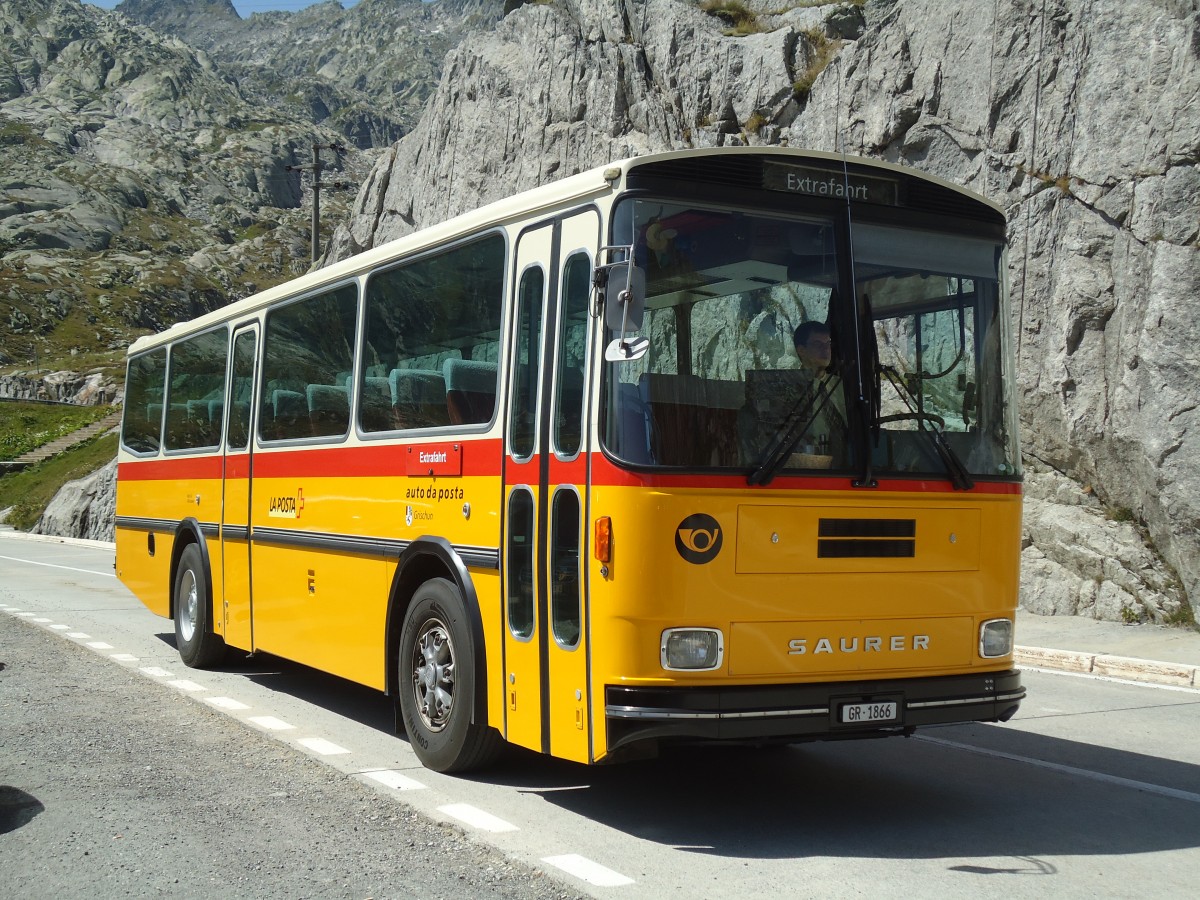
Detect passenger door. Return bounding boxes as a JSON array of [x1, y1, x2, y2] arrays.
[[502, 210, 598, 763], [221, 324, 258, 651]]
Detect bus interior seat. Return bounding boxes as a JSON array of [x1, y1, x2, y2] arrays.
[[358, 376, 394, 431], [639, 373, 741, 466], [444, 359, 497, 425], [389, 368, 449, 430], [267, 388, 307, 439], [609, 382, 653, 464], [307, 383, 350, 435]]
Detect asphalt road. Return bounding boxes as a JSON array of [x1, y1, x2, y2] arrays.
[[2, 533, 1198, 899]]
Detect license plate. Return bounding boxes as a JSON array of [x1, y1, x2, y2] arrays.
[[840, 701, 898, 724]]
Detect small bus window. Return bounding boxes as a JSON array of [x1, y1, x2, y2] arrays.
[[510, 266, 545, 459], [553, 253, 590, 457], [260, 284, 358, 442], [122, 348, 167, 455], [361, 234, 506, 432], [164, 328, 228, 451], [226, 331, 256, 451], [507, 489, 535, 640], [550, 489, 581, 649]]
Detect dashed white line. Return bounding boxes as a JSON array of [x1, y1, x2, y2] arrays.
[[917, 735, 1200, 804], [140, 666, 171, 677], [15, 611, 36, 617], [296, 737, 351, 756], [86, 641, 114, 650], [111, 653, 139, 662], [247, 715, 296, 731], [362, 770, 427, 792], [438, 803, 518, 833], [205, 696, 251, 711], [66, 632, 91, 639], [32, 617, 52, 623], [167, 679, 206, 692], [50, 624, 70, 630], [542, 854, 635, 887]]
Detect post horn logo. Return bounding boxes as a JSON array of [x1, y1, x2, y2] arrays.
[[675, 513, 723, 564]]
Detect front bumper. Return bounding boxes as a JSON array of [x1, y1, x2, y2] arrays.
[[605, 669, 1024, 753]]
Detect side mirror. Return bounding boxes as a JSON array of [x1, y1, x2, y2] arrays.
[[604, 263, 646, 333], [603, 263, 648, 362]]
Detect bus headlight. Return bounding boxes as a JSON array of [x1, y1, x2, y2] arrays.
[[979, 618, 1013, 658], [661, 628, 724, 671]]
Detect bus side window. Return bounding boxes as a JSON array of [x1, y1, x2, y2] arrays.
[[260, 283, 358, 442], [361, 234, 505, 433], [122, 348, 167, 455], [163, 328, 228, 452]]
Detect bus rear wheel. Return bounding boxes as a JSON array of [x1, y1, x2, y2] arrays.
[[173, 543, 226, 668], [398, 578, 502, 773]]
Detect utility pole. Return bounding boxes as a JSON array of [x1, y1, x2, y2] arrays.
[[286, 142, 352, 262]]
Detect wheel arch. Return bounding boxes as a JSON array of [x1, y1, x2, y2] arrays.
[[385, 536, 489, 728], [169, 518, 213, 622]]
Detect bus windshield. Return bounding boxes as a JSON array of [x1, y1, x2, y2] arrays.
[[601, 198, 1021, 482]]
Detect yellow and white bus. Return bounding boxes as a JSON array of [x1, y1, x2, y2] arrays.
[[116, 147, 1025, 772]]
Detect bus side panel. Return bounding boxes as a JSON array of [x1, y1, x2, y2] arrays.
[[115, 464, 224, 620], [248, 468, 503, 693]]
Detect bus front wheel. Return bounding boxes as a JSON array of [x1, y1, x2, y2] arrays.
[[398, 578, 501, 773], [173, 543, 226, 668]]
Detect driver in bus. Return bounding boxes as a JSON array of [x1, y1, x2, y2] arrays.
[[739, 320, 847, 470]]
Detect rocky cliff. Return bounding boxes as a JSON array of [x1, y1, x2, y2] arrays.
[[329, 0, 1199, 626], [116, 0, 501, 148]]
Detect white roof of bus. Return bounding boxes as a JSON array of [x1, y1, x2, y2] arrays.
[[127, 146, 1001, 356]]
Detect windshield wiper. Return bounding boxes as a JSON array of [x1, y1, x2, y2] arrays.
[[747, 375, 840, 486], [878, 366, 975, 491]]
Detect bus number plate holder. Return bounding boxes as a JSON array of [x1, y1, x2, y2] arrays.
[[839, 699, 900, 725]]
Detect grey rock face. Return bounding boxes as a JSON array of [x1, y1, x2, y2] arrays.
[[33, 456, 116, 543], [330, 0, 1199, 625], [116, 0, 500, 149]]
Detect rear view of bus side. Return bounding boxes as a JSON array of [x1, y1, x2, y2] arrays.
[[115, 147, 1024, 773]]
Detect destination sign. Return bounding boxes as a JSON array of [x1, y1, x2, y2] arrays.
[[763, 161, 899, 206], [406, 442, 463, 477]]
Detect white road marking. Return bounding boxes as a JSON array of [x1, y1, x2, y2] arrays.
[[918, 735, 1200, 804], [15, 611, 36, 617], [167, 679, 206, 692], [362, 770, 427, 791], [542, 854, 635, 887], [110, 653, 139, 662], [248, 716, 296, 731], [0, 554, 115, 577], [50, 624, 70, 630], [1020, 664, 1200, 694], [205, 696, 250, 711], [32, 617, 52, 623], [140, 666, 171, 677], [66, 632, 91, 639], [438, 803, 518, 833], [86, 641, 114, 650], [297, 737, 351, 756]]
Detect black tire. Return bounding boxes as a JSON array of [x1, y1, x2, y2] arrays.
[[397, 578, 502, 773], [173, 543, 226, 668]]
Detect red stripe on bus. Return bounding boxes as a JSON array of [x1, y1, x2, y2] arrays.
[[120, 446, 1021, 496], [118, 456, 224, 481], [251, 441, 505, 479], [587, 454, 1022, 495]]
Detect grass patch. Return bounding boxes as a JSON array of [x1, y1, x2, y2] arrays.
[[699, 1, 764, 35], [793, 27, 844, 101], [0, 433, 117, 531], [0, 402, 115, 462]]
